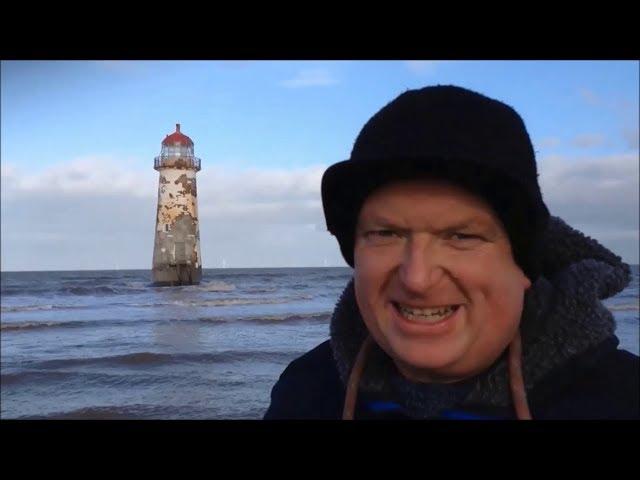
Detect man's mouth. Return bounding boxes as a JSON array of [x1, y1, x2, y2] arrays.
[[393, 302, 460, 324]]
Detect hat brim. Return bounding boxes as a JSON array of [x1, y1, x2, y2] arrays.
[[321, 155, 550, 269], [322, 155, 543, 231]]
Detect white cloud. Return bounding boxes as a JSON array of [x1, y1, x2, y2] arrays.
[[623, 127, 639, 150], [194, 166, 328, 228], [539, 153, 639, 263], [214, 61, 253, 70], [404, 61, 439, 75], [280, 68, 338, 88], [1, 160, 342, 270], [571, 133, 605, 149], [1, 156, 155, 198], [578, 88, 602, 107], [535, 137, 561, 150], [3, 154, 638, 270], [91, 61, 146, 73], [540, 153, 638, 205]]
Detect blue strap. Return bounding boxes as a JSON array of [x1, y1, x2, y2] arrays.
[[365, 402, 506, 419], [366, 400, 403, 413], [440, 409, 505, 420]]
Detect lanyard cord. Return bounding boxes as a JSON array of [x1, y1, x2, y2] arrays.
[[342, 330, 533, 420], [508, 329, 532, 419], [342, 335, 374, 420]]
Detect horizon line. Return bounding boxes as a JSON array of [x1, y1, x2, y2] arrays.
[[0, 265, 353, 274]]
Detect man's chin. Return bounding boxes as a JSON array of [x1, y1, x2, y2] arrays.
[[389, 345, 465, 382]]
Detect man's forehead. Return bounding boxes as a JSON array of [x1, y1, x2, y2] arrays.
[[359, 181, 499, 224], [365, 177, 485, 200], [358, 209, 498, 230]]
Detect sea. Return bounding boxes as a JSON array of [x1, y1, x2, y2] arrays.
[[1, 266, 638, 419]]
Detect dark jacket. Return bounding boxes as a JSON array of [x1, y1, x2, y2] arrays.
[[264, 337, 638, 419], [264, 217, 640, 420]]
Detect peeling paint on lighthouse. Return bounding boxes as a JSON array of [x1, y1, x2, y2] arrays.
[[152, 123, 202, 286]]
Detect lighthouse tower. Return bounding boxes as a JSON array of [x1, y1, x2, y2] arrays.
[[151, 124, 202, 286]]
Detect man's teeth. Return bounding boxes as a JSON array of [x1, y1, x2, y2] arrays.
[[398, 304, 457, 322]]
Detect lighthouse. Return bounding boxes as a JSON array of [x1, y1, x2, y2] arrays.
[[151, 123, 202, 286]]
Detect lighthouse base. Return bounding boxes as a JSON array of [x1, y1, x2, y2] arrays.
[[152, 264, 202, 286]]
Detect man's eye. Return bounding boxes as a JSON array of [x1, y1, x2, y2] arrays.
[[369, 230, 396, 237], [365, 230, 400, 238], [448, 232, 485, 245], [451, 232, 479, 240], [362, 230, 402, 244]]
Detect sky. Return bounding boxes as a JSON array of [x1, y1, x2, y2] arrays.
[[1, 60, 638, 271]]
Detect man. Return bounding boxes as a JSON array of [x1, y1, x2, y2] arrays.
[[263, 85, 639, 419]]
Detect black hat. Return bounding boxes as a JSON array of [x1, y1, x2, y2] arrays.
[[321, 85, 550, 278]]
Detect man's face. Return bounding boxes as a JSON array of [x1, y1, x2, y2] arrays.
[[354, 179, 531, 383]]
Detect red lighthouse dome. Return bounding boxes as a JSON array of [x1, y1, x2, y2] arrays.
[[162, 123, 193, 147], [154, 123, 200, 172]]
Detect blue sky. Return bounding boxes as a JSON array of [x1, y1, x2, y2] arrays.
[[1, 60, 638, 270]]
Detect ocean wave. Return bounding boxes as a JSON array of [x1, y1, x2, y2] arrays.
[[124, 281, 148, 289], [1, 304, 93, 313], [0, 320, 86, 332], [86, 276, 123, 282], [0, 318, 169, 333], [1, 368, 193, 390], [0, 311, 330, 333], [1, 286, 53, 296], [19, 403, 227, 420], [22, 404, 177, 420], [224, 272, 291, 278], [1, 304, 55, 313], [606, 302, 639, 312], [312, 274, 352, 281], [1, 370, 74, 386], [61, 286, 121, 296], [25, 350, 304, 370], [194, 297, 311, 307], [198, 312, 331, 325], [197, 281, 236, 292], [0, 284, 150, 297], [244, 287, 279, 294], [131, 296, 313, 308]]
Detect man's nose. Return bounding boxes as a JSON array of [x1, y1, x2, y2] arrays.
[[398, 235, 444, 294]]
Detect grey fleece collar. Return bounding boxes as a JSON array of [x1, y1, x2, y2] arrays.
[[329, 216, 630, 413]]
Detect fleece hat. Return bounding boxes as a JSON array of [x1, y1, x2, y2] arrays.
[[321, 85, 550, 279]]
